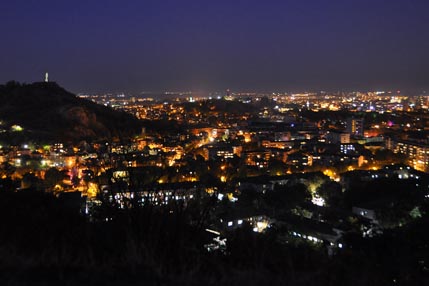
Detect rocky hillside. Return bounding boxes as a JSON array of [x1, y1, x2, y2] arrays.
[[0, 81, 143, 143]]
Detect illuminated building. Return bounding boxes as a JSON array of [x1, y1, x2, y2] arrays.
[[243, 150, 271, 168], [203, 143, 241, 160], [340, 144, 356, 155], [346, 117, 364, 136], [261, 140, 294, 150], [326, 131, 350, 144], [391, 140, 429, 172], [286, 152, 313, 167]]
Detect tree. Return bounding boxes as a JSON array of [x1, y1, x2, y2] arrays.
[[268, 159, 287, 175], [265, 183, 311, 213], [0, 162, 16, 177], [21, 172, 42, 190], [316, 181, 343, 207], [238, 187, 263, 209], [0, 177, 17, 192], [44, 167, 66, 190]]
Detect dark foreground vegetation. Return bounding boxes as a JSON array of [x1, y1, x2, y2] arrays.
[[0, 189, 428, 286]]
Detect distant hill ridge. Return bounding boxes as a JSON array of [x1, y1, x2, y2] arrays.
[[0, 81, 142, 143]]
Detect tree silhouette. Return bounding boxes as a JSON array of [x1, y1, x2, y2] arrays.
[[44, 167, 66, 190], [265, 182, 311, 214], [316, 181, 343, 207]]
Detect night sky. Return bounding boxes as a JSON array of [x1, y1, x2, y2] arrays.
[[1, 0, 428, 94]]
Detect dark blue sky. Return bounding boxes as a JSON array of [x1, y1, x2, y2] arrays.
[[1, 0, 428, 93]]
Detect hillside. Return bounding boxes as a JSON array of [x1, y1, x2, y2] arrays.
[[0, 81, 143, 143]]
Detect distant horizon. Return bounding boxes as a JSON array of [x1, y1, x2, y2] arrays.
[[2, 79, 427, 97]]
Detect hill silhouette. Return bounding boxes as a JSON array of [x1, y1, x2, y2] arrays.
[[0, 81, 143, 143]]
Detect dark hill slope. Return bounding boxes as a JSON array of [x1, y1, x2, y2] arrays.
[[0, 81, 142, 142]]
